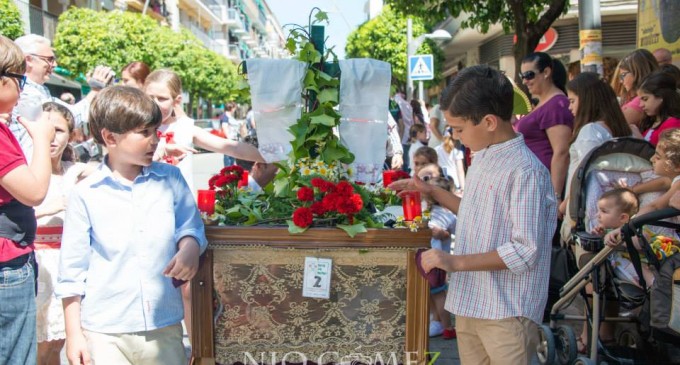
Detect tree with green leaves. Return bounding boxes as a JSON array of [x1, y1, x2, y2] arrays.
[[386, 0, 569, 84], [53, 7, 238, 109], [0, 0, 24, 40], [345, 7, 443, 91]]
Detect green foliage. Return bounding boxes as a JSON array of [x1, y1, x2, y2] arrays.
[[53, 8, 238, 103], [386, 0, 569, 85], [345, 7, 443, 89], [0, 0, 24, 40]]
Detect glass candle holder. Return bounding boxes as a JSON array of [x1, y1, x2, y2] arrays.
[[197, 189, 216, 215], [382, 170, 397, 187], [401, 191, 422, 221]]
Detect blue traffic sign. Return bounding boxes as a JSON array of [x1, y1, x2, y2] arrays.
[[409, 54, 434, 81]]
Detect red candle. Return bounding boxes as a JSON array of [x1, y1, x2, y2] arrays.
[[237, 170, 249, 188], [197, 189, 216, 215], [401, 191, 422, 221], [383, 170, 397, 187]]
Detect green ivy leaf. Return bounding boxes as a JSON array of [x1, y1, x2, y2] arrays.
[[273, 178, 290, 197], [314, 11, 329, 24], [317, 89, 338, 104], [287, 220, 308, 234], [337, 223, 367, 238], [285, 38, 297, 54], [310, 114, 336, 127]]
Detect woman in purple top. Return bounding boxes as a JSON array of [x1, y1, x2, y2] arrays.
[[618, 49, 658, 129], [515, 52, 573, 203]]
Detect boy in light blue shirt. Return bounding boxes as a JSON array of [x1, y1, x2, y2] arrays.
[[56, 86, 207, 365]]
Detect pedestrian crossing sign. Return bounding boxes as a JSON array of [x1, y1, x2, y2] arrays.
[[409, 54, 434, 81]]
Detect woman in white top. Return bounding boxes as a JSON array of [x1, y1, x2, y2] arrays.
[[560, 72, 633, 217]]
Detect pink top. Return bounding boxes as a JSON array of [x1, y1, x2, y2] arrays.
[[622, 96, 642, 113], [643, 116, 680, 146]]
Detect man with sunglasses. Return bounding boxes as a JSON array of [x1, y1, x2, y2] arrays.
[[10, 34, 113, 163]]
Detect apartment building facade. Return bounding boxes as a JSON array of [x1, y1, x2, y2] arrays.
[[12, 0, 287, 65]]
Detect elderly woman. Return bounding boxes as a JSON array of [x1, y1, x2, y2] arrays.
[[515, 52, 574, 204]]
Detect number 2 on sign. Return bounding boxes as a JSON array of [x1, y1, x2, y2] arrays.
[[303, 257, 332, 299]]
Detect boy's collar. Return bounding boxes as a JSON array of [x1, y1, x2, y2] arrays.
[[89, 157, 168, 186]]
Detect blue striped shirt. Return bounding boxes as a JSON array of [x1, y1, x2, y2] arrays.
[[56, 161, 207, 333], [445, 134, 557, 324]]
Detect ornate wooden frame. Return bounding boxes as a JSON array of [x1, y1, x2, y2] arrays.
[[191, 226, 431, 365]]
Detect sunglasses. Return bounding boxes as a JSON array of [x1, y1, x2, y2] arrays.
[[1, 71, 26, 90], [519, 70, 537, 81], [30, 54, 57, 65]]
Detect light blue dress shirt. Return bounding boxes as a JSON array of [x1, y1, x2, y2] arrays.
[[56, 160, 207, 334]]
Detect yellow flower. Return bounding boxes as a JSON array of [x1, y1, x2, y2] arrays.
[[408, 222, 418, 232], [315, 160, 325, 168], [414, 216, 422, 224], [346, 166, 355, 177], [301, 167, 312, 176], [422, 211, 431, 220], [318, 166, 328, 176], [396, 216, 404, 223]]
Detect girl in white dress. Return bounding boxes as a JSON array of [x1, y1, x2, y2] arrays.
[[143, 69, 265, 340], [34, 102, 87, 365]]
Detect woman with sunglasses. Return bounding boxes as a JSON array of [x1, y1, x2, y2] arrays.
[[617, 49, 659, 129], [515, 52, 573, 210]]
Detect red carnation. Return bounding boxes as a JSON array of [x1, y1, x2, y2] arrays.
[[350, 193, 363, 212], [310, 201, 326, 216], [311, 178, 325, 188], [214, 175, 229, 187], [335, 181, 354, 196], [322, 193, 341, 212], [292, 207, 313, 228], [297, 187, 315, 202]]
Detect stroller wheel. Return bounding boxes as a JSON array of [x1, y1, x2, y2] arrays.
[[555, 325, 578, 365], [616, 328, 644, 350], [537, 324, 556, 365], [573, 356, 596, 365]]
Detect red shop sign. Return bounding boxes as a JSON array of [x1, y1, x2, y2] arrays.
[[513, 27, 559, 52]]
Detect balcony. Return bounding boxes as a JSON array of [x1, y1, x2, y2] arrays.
[[182, 22, 213, 47], [28, 5, 58, 41], [213, 42, 242, 63]]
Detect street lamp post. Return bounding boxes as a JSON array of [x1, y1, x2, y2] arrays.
[[406, 18, 451, 101]]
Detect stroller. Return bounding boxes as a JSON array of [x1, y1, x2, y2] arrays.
[[537, 138, 680, 364]]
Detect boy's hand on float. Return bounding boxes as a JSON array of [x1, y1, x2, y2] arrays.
[[431, 227, 450, 240], [421, 248, 454, 273], [164, 237, 200, 281]]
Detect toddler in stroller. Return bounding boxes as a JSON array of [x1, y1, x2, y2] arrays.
[[539, 137, 672, 364]]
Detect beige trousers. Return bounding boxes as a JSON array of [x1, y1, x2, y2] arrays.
[[84, 323, 186, 365], [456, 316, 539, 365]]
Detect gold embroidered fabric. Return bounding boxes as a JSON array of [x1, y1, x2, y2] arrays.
[[212, 247, 409, 364]]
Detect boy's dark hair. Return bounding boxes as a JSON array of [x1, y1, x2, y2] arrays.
[[88, 86, 162, 145], [599, 188, 639, 217], [440, 65, 513, 125]]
